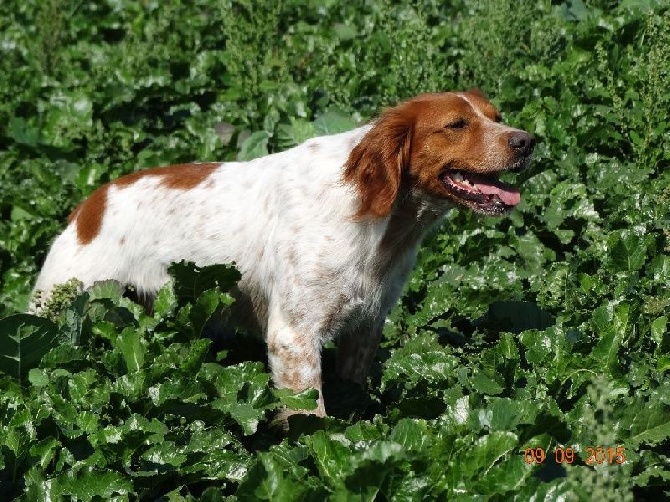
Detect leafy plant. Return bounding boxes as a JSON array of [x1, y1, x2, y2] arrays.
[[1, 0, 668, 499]]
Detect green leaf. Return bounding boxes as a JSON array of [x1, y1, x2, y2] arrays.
[[115, 327, 145, 373], [87, 280, 124, 302], [381, 333, 460, 391], [389, 419, 430, 451], [313, 110, 356, 135], [650, 316, 666, 346], [227, 403, 263, 435], [7, 116, 40, 146], [333, 23, 357, 41], [629, 408, 670, 448], [28, 368, 50, 387], [237, 130, 270, 161], [237, 451, 321, 501], [141, 441, 188, 467], [309, 431, 352, 480], [169, 261, 241, 305], [462, 431, 519, 477], [276, 119, 316, 148], [188, 289, 228, 338], [592, 302, 631, 371], [470, 372, 504, 395], [60, 293, 90, 345], [0, 314, 59, 379], [29, 438, 61, 471], [608, 230, 650, 272], [486, 398, 539, 431], [153, 284, 178, 318], [57, 469, 133, 499], [275, 388, 319, 411]]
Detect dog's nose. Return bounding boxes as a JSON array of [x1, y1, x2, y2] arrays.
[[508, 131, 535, 155]]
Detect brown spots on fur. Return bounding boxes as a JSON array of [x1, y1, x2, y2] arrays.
[[307, 141, 320, 153], [68, 162, 220, 245], [282, 369, 303, 390], [287, 248, 298, 267], [321, 292, 349, 335], [269, 336, 324, 416], [287, 306, 305, 325], [68, 185, 109, 245], [119, 236, 126, 246]]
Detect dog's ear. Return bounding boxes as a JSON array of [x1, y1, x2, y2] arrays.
[[344, 105, 414, 218]]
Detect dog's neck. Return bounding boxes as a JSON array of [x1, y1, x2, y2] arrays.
[[378, 187, 451, 259]]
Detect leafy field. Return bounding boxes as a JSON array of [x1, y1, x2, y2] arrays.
[[1, 0, 669, 499]]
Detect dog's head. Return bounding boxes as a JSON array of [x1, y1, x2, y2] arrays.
[[344, 90, 535, 217]]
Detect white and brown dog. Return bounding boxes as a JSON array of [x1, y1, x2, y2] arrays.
[[32, 91, 534, 416]]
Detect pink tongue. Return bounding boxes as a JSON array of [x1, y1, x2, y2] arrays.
[[476, 181, 521, 206]]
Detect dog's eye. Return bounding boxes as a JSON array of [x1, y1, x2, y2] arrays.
[[445, 118, 467, 130]]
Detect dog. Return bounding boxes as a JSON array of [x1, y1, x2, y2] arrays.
[[31, 91, 534, 416]]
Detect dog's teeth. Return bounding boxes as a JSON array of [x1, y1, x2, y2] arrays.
[[453, 173, 472, 186]]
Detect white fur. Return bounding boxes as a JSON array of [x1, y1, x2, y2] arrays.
[[35, 127, 370, 300]]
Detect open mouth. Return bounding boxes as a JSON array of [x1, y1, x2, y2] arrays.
[[441, 170, 521, 215]]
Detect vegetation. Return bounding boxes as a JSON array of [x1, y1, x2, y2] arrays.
[[1, 0, 668, 499]]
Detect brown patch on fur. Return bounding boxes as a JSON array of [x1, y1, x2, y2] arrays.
[[119, 236, 126, 246], [68, 185, 109, 245], [114, 162, 219, 190], [68, 163, 220, 245]]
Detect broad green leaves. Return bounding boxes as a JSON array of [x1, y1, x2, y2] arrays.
[[1, 0, 669, 500], [0, 314, 58, 379]]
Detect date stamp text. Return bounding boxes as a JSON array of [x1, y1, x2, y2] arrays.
[[524, 446, 626, 465]]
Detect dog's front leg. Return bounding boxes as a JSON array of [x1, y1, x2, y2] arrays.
[[266, 307, 326, 417], [336, 321, 383, 386]]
